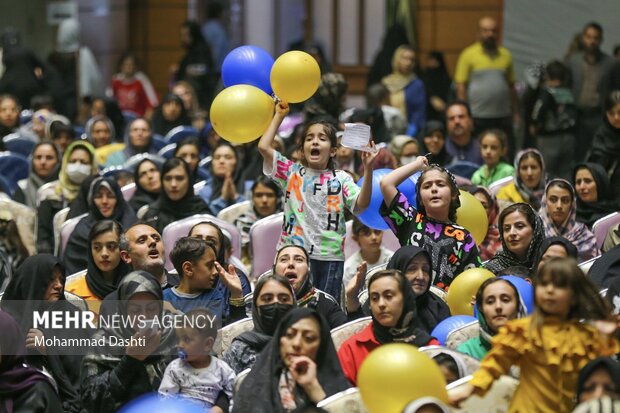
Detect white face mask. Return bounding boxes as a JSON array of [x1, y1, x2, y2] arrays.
[[65, 162, 91, 184], [400, 156, 416, 165]]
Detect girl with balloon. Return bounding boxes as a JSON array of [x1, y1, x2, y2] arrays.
[[258, 101, 378, 302], [380, 158, 481, 289]]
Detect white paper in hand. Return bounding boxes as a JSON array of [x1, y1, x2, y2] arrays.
[[341, 123, 376, 153]]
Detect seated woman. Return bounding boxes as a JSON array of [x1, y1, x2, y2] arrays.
[[84, 115, 124, 165], [233, 308, 350, 412], [65, 220, 130, 316], [150, 93, 191, 137], [338, 269, 439, 385], [105, 118, 157, 168], [174, 137, 204, 183], [457, 277, 527, 360], [385, 246, 451, 333], [1, 255, 84, 412], [483, 203, 545, 276], [234, 176, 281, 247], [535, 236, 578, 272], [573, 163, 619, 228], [198, 142, 246, 215], [37, 140, 98, 254], [0, 311, 64, 412], [575, 357, 620, 404], [63, 177, 137, 275], [497, 148, 546, 210], [539, 179, 600, 262], [141, 158, 211, 233], [80, 271, 177, 412], [469, 186, 502, 262], [15, 141, 60, 208], [273, 245, 347, 329], [128, 157, 161, 212], [222, 273, 297, 374]]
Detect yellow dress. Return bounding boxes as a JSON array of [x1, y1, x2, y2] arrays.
[[470, 317, 619, 413]]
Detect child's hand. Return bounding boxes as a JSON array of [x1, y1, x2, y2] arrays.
[[361, 141, 379, 169], [346, 261, 367, 299], [449, 382, 475, 407], [415, 155, 429, 169], [275, 101, 289, 117], [215, 262, 243, 298]]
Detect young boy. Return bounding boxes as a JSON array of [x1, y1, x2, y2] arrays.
[[164, 237, 246, 325], [342, 218, 393, 289], [159, 308, 235, 412], [530, 60, 576, 180]]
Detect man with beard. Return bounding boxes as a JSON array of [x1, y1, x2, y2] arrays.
[[567, 22, 615, 162], [454, 17, 519, 160]]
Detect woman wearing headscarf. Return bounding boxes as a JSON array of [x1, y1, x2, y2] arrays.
[[142, 157, 211, 233], [150, 93, 192, 137], [62, 177, 137, 275], [421, 51, 453, 122], [418, 121, 453, 167], [1, 255, 85, 413], [303, 72, 348, 121], [36, 140, 98, 254], [197, 142, 245, 215], [105, 117, 157, 168], [65, 220, 130, 316], [128, 157, 161, 212], [575, 357, 620, 404], [222, 273, 296, 374], [0, 311, 64, 413], [573, 163, 619, 228], [14, 141, 60, 208], [539, 178, 600, 262], [497, 148, 546, 210], [469, 186, 502, 261], [483, 203, 545, 276], [338, 269, 439, 385], [80, 271, 177, 413], [535, 236, 579, 273], [386, 246, 451, 333], [381, 45, 427, 136], [457, 277, 528, 360], [233, 308, 350, 413], [85, 115, 124, 165]]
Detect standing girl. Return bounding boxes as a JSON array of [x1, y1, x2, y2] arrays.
[[379, 158, 481, 288], [450, 257, 619, 412], [259, 102, 377, 302]]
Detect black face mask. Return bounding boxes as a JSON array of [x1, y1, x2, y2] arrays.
[[258, 302, 294, 335]]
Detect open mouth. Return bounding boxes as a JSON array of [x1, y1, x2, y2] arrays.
[[284, 271, 298, 282], [148, 249, 160, 259], [310, 148, 320, 157]]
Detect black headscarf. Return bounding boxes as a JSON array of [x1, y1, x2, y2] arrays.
[[576, 357, 620, 403], [535, 236, 579, 270], [588, 244, 620, 288], [0, 311, 56, 413], [235, 275, 297, 350], [573, 163, 619, 228], [418, 121, 453, 166], [232, 308, 350, 413], [386, 246, 451, 333], [368, 271, 434, 346], [421, 51, 452, 122], [150, 93, 192, 136], [128, 157, 161, 212]]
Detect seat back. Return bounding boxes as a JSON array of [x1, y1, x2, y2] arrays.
[[0, 152, 29, 187], [213, 317, 254, 357], [445, 320, 480, 350], [36, 181, 60, 206], [58, 213, 87, 257], [330, 316, 372, 351], [164, 126, 199, 144], [447, 374, 518, 413], [418, 346, 480, 376], [592, 212, 620, 250], [234, 368, 251, 394], [217, 200, 252, 224], [0, 197, 36, 255], [489, 176, 514, 196], [3, 134, 35, 157], [344, 220, 400, 260], [162, 214, 242, 271], [53, 207, 71, 256], [316, 387, 369, 413], [248, 212, 284, 279], [446, 161, 480, 179], [157, 143, 177, 159], [120, 182, 136, 201]]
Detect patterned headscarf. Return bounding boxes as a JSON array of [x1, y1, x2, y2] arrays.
[[513, 148, 546, 210]]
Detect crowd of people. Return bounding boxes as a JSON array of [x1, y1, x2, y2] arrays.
[[1, 10, 620, 413]]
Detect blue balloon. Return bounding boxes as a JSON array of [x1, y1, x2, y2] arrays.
[[473, 275, 535, 317], [119, 394, 204, 413], [431, 315, 477, 346], [222, 45, 274, 94], [356, 168, 417, 230]]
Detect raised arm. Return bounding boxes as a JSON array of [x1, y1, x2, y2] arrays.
[[258, 100, 289, 168], [379, 156, 428, 205], [353, 141, 379, 214]]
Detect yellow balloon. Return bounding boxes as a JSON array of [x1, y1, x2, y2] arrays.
[[456, 190, 489, 245], [446, 267, 495, 315], [210, 85, 275, 143], [270, 51, 321, 103], [358, 343, 448, 413]]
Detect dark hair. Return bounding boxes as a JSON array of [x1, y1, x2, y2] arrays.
[[30, 95, 54, 111], [206, 1, 224, 19], [170, 236, 217, 277], [161, 157, 192, 197], [368, 269, 408, 295], [546, 179, 574, 199], [445, 100, 472, 119], [182, 20, 208, 47], [583, 21, 603, 36], [498, 203, 537, 239], [0, 94, 20, 108], [51, 122, 75, 140], [475, 277, 519, 317], [252, 175, 279, 196], [415, 165, 460, 222], [175, 137, 200, 155], [604, 90, 620, 112], [253, 273, 295, 305], [498, 265, 531, 279], [299, 118, 338, 169], [188, 221, 227, 265], [351, 216, 372, 236], [518, 150, 543, 172], [366, 83, 390, 107], [183, 308, 219, 338], [432, 353, 460, 379], [545, 60, 568, 84], [32, 141, 60, 162], [88, 220, 122, 244], [116, 51, 141, 73], [534, 257, 612, 322], [479, 129, 508, 149]]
